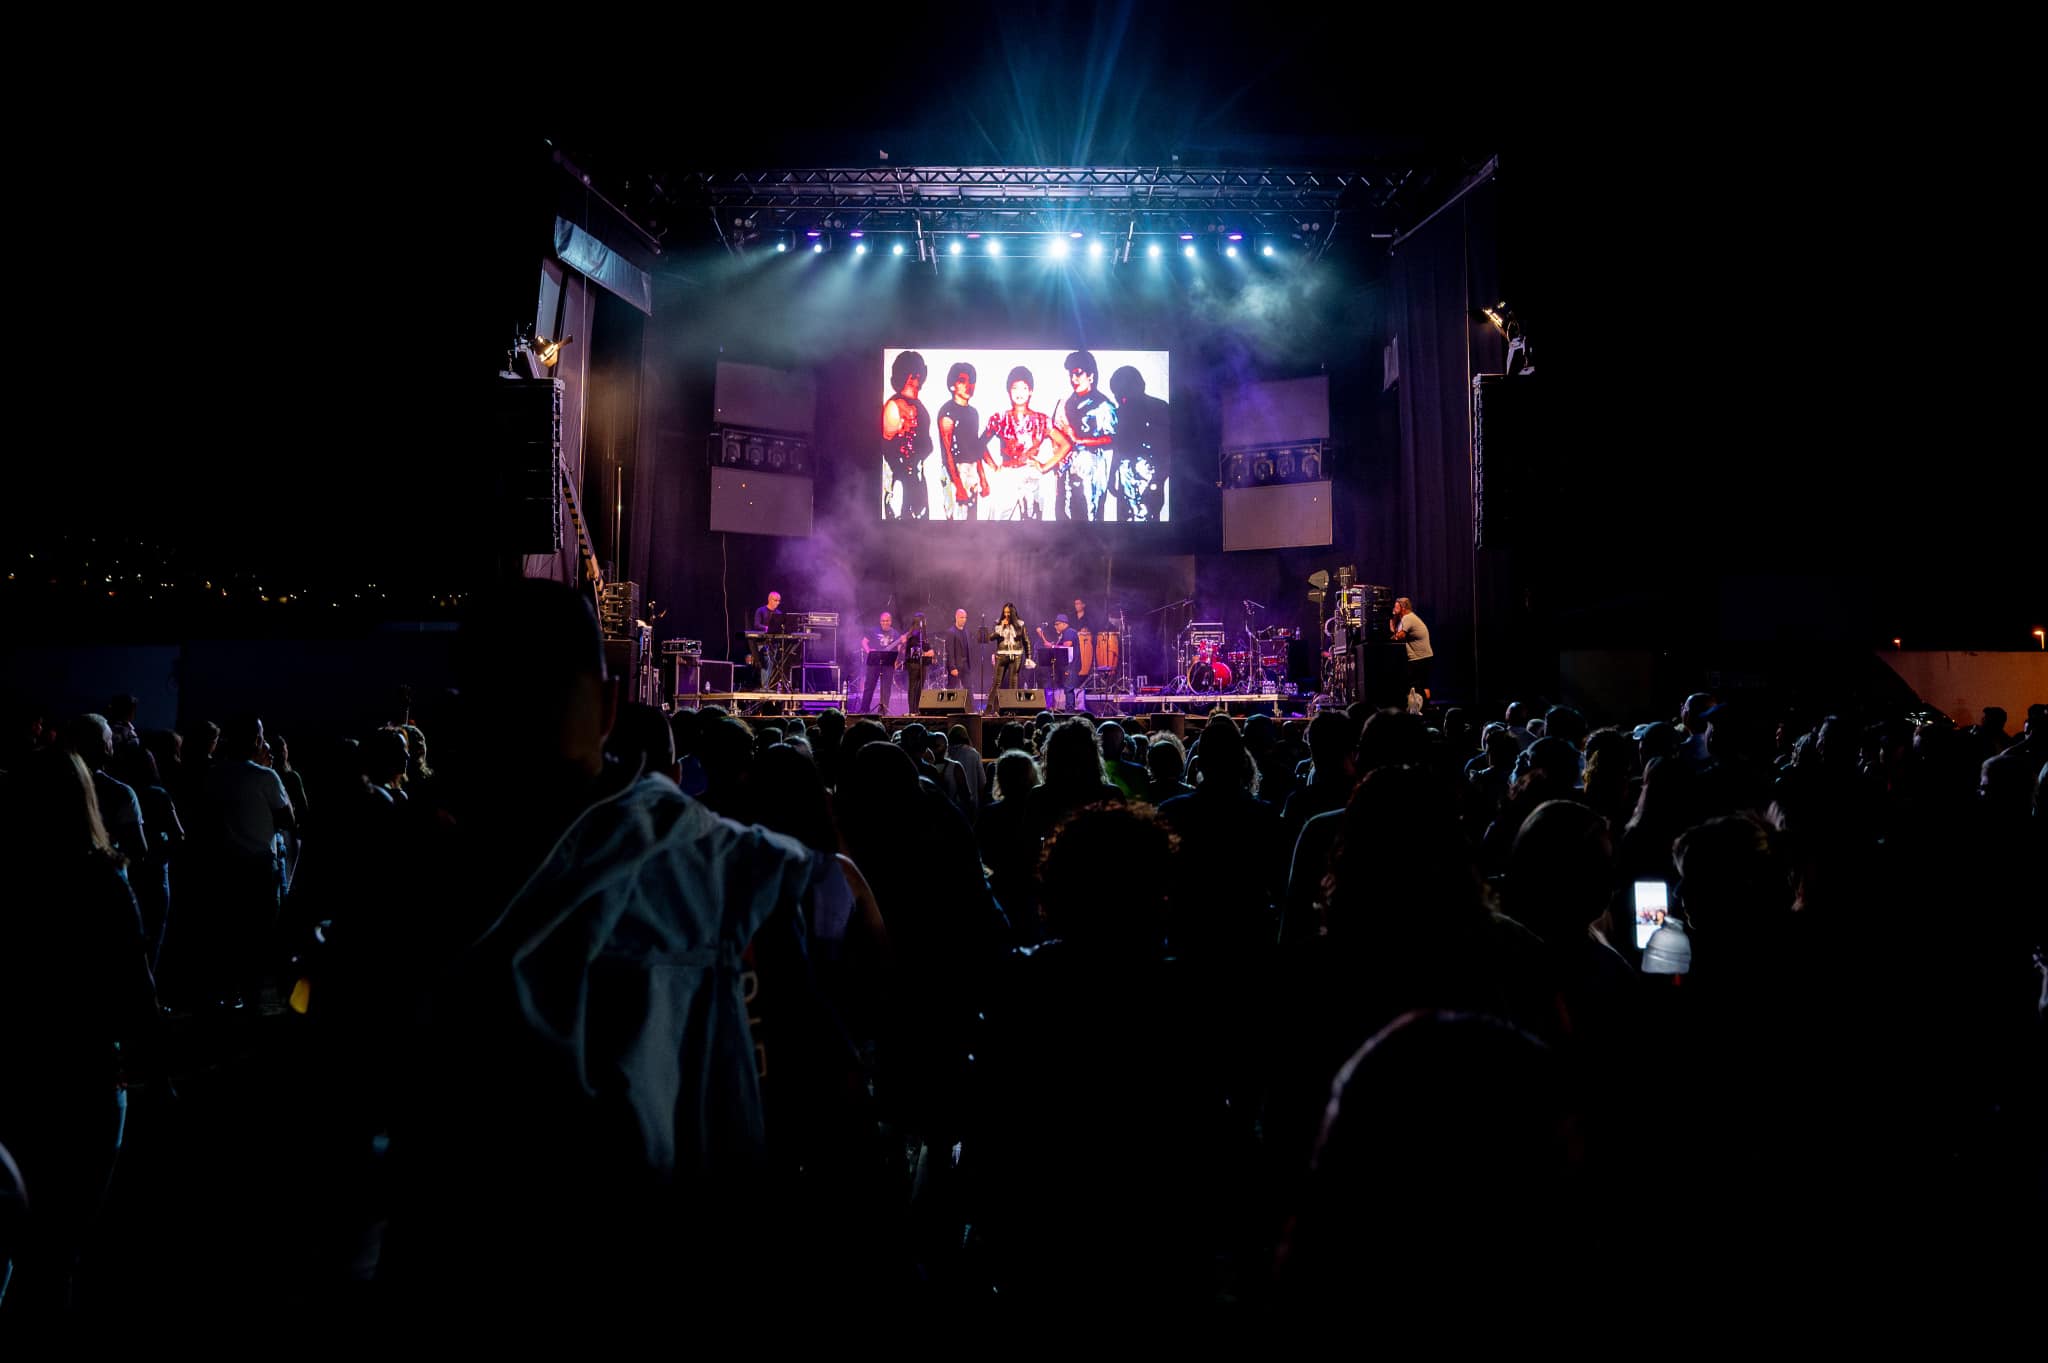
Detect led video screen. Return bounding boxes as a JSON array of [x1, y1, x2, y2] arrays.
[[879, 347, 1170, 523]]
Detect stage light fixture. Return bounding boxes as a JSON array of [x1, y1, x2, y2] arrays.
[[812, 242, 823, 253], [1049, 237, 1069, 259], [1088, 239, 1105, 258], [855, 243, 868, 255], [950, 240, 963, 255], [1147, 242, 1162, 258], [1069, 230, 1084, 238], [1263, 245, 1275, 256], [987, 238, 1002, 255], [776, 241, 788, 252], [1226, 244, 1239, 257], [1179, 233, 1195, 240], [1308, 570, 1330, 590], [534, 333, 571, 368], [1227, 232, 1244, 242], [892, 242, 905, 255], [1183, 244, 1197, 258], [848, 230, 863, 238]]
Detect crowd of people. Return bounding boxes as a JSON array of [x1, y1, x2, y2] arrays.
[[3, 580, 2043, 1328]]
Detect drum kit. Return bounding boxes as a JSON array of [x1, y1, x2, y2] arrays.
[[1174, 619, 1293, 695]]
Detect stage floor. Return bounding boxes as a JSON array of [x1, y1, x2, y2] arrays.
[[683, 690, 1312, 717]]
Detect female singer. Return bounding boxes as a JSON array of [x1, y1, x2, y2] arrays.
[[988, 602, 1031, 691]]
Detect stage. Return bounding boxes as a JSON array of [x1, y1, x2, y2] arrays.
[[682, 690, 1314, 720]]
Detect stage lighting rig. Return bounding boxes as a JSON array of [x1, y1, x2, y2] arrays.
[[1480, 300, 1533, 374]]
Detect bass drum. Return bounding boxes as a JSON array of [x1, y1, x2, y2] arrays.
[[1093, 630, 1120, 673], [1188, 658, 1233, 692], [1076, 627, 1095, 677]]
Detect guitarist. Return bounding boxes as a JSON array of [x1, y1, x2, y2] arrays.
[[1036, 613, 1078, 712], [858, 611, 902, 715]]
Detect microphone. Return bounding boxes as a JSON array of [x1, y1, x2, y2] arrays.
[[1244, 599, 1266, 610]]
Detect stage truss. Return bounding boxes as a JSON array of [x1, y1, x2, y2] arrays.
[[692, 164, 1451, 264]]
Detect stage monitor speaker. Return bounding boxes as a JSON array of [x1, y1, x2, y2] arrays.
[[488, 378, 564, 554], [670, 656, 702, 699], [802, 663, 842, 696], [1146, 712, 1187, 740], [918, 688, 969, 714], [993, 688, 1044, 713]]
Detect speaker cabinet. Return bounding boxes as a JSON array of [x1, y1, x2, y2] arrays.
[[993, 688, 1044, 713], [918, 688, 969, 713]]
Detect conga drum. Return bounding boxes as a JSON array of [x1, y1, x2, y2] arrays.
[[1093, 629, 1120, 673], [1077, 628, 1095, 677]]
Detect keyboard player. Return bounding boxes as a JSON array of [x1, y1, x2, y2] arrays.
[[751, 590, 785, 687]]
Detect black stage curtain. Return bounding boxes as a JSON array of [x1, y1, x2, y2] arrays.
[[1388, 177, 1506, 703]]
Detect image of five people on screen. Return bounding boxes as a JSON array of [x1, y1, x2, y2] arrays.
[[881, 349, 1169, 523]]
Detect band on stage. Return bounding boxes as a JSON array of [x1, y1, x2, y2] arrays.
[[738, 587, 1425, 715]]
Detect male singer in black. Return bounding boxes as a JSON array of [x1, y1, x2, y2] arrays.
[[945, 607, 973, 690], [859, 611, 902, 714], [881, 351, 932, 520], [902, 612, 935, 708]]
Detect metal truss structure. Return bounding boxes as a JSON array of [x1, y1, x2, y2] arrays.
[[693, 165, 1451, 263]]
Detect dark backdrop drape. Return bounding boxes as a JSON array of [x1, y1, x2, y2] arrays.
[[1388, 177, 1506, 703]]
